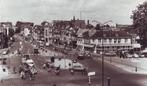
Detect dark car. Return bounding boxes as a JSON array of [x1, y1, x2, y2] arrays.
[[33, 49, 39, 54], [77, 51, 91, 60]]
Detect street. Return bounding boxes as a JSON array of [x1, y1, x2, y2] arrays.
[[0, 34, 146, 86]]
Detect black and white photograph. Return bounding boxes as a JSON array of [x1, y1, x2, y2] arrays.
[[0, 0, 147, 86]]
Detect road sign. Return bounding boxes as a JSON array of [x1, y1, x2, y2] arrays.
[[88, 72, 96, 76]]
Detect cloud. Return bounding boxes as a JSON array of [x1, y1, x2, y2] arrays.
[[0, 0, 146, 24]]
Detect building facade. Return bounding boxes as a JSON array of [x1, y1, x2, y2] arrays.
[[77, 30, 133, 53]]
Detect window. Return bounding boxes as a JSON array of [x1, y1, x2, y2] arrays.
[[118, 39, 121, 43], [98, 39, 101, 43], [84, 39, 90, 44], [45, 30, 48, 36], [125, 38, 128, 43], [103, 39, 107, 43], [109, 39, 112, 43], [114, 39, 117, 43]]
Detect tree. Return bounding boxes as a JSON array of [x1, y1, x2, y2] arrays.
[[95, 24, 101, 30], [131, 1, 147, 47]]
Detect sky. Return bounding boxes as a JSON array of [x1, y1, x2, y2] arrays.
[[0, 0, 146, 25]]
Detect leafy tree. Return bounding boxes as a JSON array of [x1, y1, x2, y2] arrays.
[[131, 2, 147, 33], [131, 1, 147, 47], [95, 24, 101, 30]]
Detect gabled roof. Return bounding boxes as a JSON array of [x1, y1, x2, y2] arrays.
[[76, 28, 89, 37], [0, 22, 12, 27], [16, 21, 34, 28], [91, 30, 131, 39]]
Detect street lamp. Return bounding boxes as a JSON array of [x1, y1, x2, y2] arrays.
[[93, 20, 113, 86], [102, 20, 113, 86]]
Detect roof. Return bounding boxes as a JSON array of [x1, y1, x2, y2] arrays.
[[83, 30, 131, 39], [0, 22, 12, 28], [82, 29, 97, 39], [16, 21, 34, 28], [72, 19, 86, 29], [76, 29, 89, 37]]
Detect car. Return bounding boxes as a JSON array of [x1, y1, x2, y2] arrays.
[[45, 43, 50, 47], [133, 53, 139, 58], [2, 50, 9, 55], [85, 52, 92, 58], [77, 54, 85, 60], [125, 53, 133, 58], [25, 59, 35, 67], [77, 52, 85, 60], [22, 55, 30, 63], [33, 48, 39, 54], [71, 62, 87, 72], [104, 51, 116, 56]]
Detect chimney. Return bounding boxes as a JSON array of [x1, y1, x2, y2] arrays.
[[87, 20, 89, 25], [73, 16, 75, 21]]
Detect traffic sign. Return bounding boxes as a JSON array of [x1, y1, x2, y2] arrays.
[[88, 72, 96, 76]]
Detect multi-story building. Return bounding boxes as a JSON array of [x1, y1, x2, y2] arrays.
[[43, 21, 53, 45], [0, 32, 7, 49], [15, 21, 34, 33], [0, 22, 14, 48], [33, 25, 44, 41], [0, 22, 13, 36], [77, 30, 133, 53]]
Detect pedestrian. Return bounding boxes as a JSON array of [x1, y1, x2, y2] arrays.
[[68, 63, 71, 67], [70, 69, 74, 75], [20, 71, 25, 79], [55, 66, 60, 75], [28, 70, 34, 80], [43, 63, 46, 69]]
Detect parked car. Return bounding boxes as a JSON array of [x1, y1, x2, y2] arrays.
[[125, 53, 133, 58], [77, 51, 91, 60], [133, 53, 139, 58], [33, 48, 39, 54], [71, 62, 87, 72], [77, 54, 84, 60], [104, 51, 116, 56], [2, 49, 9, 55]]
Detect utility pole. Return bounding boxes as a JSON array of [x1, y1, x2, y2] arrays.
[[80, 11, 82, 20], [102, 27, 104, 86]]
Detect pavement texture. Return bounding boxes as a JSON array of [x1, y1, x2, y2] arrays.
[[92, 53, 147, 74]]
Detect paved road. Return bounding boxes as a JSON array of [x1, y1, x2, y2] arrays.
[[1, 34, 147, 86]]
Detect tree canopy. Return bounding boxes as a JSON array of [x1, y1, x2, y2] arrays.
[[131, 1, 147, 35]]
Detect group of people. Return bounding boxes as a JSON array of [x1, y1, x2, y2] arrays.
[[19, 63, 37, 80]]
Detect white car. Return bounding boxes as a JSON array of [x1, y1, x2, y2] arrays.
[[126, 53, 133, 58], [71, 62, 87, 72], [2, 50, 9, 55], [133, 53, 139, 58], [26, 59, 35, 67]]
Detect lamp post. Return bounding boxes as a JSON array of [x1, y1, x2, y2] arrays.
[[93, 20, 113, 86]]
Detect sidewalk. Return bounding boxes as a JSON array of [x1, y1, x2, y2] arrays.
[[93, 53, 147, 74]]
